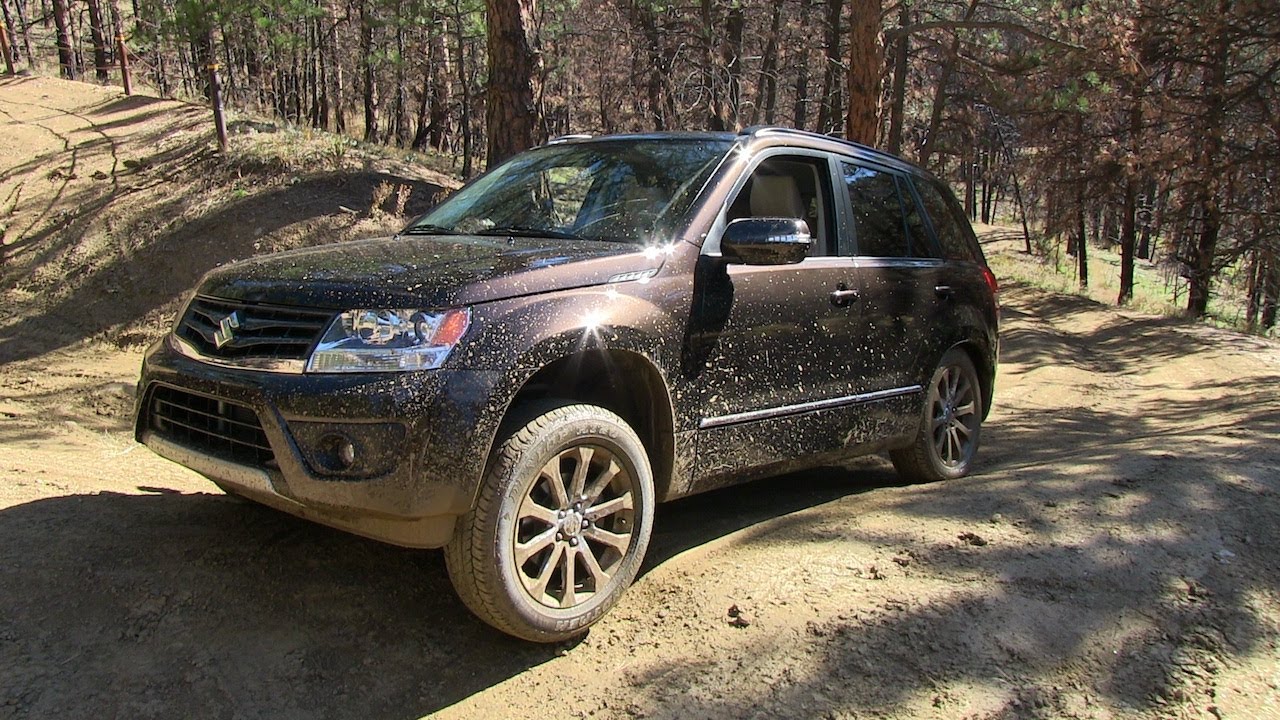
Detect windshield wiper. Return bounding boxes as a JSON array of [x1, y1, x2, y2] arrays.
[[401, 224, 462, 236], [475, 225, 584, 241]]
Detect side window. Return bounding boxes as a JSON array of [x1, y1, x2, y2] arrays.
[[727, 155, 836, 256], [899, 177, 940, 258], [842, 162, 909, 257], [914, 178, 979, 262]]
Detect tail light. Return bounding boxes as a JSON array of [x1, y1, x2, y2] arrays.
[[981, 266, 999, 308]]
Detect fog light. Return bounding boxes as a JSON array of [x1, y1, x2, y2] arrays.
[[319, 433, 357, 471], [288, 420, 406, 478]]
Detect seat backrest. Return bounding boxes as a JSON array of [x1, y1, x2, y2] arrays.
[[749, 174, 805, 220]]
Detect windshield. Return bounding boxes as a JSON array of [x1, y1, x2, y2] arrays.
[[406, 138, 733, 244]]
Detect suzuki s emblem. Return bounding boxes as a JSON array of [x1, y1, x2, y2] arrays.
[[214, 311, 242, 349]]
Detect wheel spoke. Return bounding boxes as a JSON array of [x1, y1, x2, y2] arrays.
[[539, 457, 570, 509], [515, 526, 558, 564], [584, 525, 630, 554], [518, 496, 559, 526], [578, 542, 612, 586], [951, 419, 972, 438], [954, 401, 977, 419], [583, 458, 622, 503], [586, 491, 633, 521], [567, 446, 594, 500], [525, 543, 564, 600], [560, 546, 577, 607], [940, 368, 956, 402]]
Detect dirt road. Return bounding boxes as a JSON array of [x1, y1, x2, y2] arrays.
[[2, 77, 1279, 720]]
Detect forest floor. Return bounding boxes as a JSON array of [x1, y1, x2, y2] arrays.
[[2, 77, 1279, 720]]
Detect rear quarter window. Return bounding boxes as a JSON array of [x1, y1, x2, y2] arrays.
[[914, 178, 981, 263]]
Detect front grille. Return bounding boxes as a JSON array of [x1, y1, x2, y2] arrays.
[[148, 385, 275, 467], [176, 297, 333, 361]]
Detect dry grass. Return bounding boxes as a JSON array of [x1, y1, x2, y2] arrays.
[[981, 224, 1271, 337]]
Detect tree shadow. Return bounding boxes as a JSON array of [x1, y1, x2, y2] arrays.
[[0, 489, 563, 718], [611, 288, 1280, 718]]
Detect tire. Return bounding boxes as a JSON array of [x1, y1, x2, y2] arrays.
[[891, 348, 984, 483], [444, 402, 655, 642]]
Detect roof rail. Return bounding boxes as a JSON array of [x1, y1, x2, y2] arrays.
[[740, 125, 881, 155], [547, 133, 593, 144]]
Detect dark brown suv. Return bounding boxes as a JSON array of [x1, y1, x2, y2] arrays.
[[135, 127, 998, 641]]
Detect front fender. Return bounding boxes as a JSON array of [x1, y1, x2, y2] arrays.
[[432, 282, 683, 512]]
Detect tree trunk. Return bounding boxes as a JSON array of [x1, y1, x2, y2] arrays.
[[721, 3, 744, 129], [423, 21, 450, 149], [1076, 183, 1088, 288], [6, 0, 32, 67], [389, 3, 409, 146], [1261, 252, 1279, 332], [819, 0, 843, 134], [844, 0, 881, 143], [752, 0, 783, 125], [485, 0, 541, 168], [452, 0, 473, 176], [792, 44, 810, 130], [885, 0, 908, 154], [0, 15, 13, 74], [1244, 242, 1262, 329], [52, 0, 75, 79], [412, 59, 432, 150], [918, 0, 980, 167], [360, 0, 378, 143], [86, 0, 109, 81], [1118, 177, 1137, 304], [698, 0, 724, 130], [1185, 0, 1231, 318], [1117, 96, 1143, 305]]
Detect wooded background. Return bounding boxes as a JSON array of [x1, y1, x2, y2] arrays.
[[1, 0, 1276, 330]]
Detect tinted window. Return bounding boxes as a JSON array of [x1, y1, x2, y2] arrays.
[[914, 179, 979, 262], [842, 163, 910, 258], [900, 179, 940, 258]]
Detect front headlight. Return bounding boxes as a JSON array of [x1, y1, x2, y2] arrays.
[[306, 308, 471, 373]]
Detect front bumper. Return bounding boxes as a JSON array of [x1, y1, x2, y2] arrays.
[[135, 337, 506, 548]]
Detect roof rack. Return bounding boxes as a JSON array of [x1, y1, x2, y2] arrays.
[[547, 133, 593, 144], [739, 125, 881, 155]]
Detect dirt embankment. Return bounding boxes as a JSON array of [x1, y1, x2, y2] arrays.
[[2, 77, 1279, 720]]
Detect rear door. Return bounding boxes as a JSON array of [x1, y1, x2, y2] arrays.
[[838, 159, 948, 395]]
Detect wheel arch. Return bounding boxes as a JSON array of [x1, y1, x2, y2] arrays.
[[951, 338, 995, 421], [495, 349, 677, 502]]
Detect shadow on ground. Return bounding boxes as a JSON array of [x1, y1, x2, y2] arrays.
[[0, 460, 899, 719], [613, 286, 1280, 718]]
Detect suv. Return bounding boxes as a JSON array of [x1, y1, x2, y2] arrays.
[[135, 127, 998, 642]]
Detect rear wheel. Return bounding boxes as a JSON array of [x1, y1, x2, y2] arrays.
[[444, 402, 654, 642], [891, 348, 983, 482]]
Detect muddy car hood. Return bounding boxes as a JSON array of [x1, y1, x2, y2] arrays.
[[195, 234, 666, 309]]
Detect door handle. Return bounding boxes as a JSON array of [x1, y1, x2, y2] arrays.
[[830, 286, 859, 307], [934, 285, 955, 299]]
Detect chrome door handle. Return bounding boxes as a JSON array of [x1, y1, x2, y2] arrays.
[[830, 287, 859, 307]]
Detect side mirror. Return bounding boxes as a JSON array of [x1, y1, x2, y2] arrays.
[[720, 218, 812, 265]]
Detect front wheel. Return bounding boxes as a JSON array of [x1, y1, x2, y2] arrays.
[[444, 402, 655, 642], [891, 348, 984, 483]]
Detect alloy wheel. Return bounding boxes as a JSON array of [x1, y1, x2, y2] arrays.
[[512, 445, 636, 609]]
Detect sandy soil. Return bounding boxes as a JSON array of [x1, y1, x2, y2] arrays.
[[2, 77, 1279, 720]]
